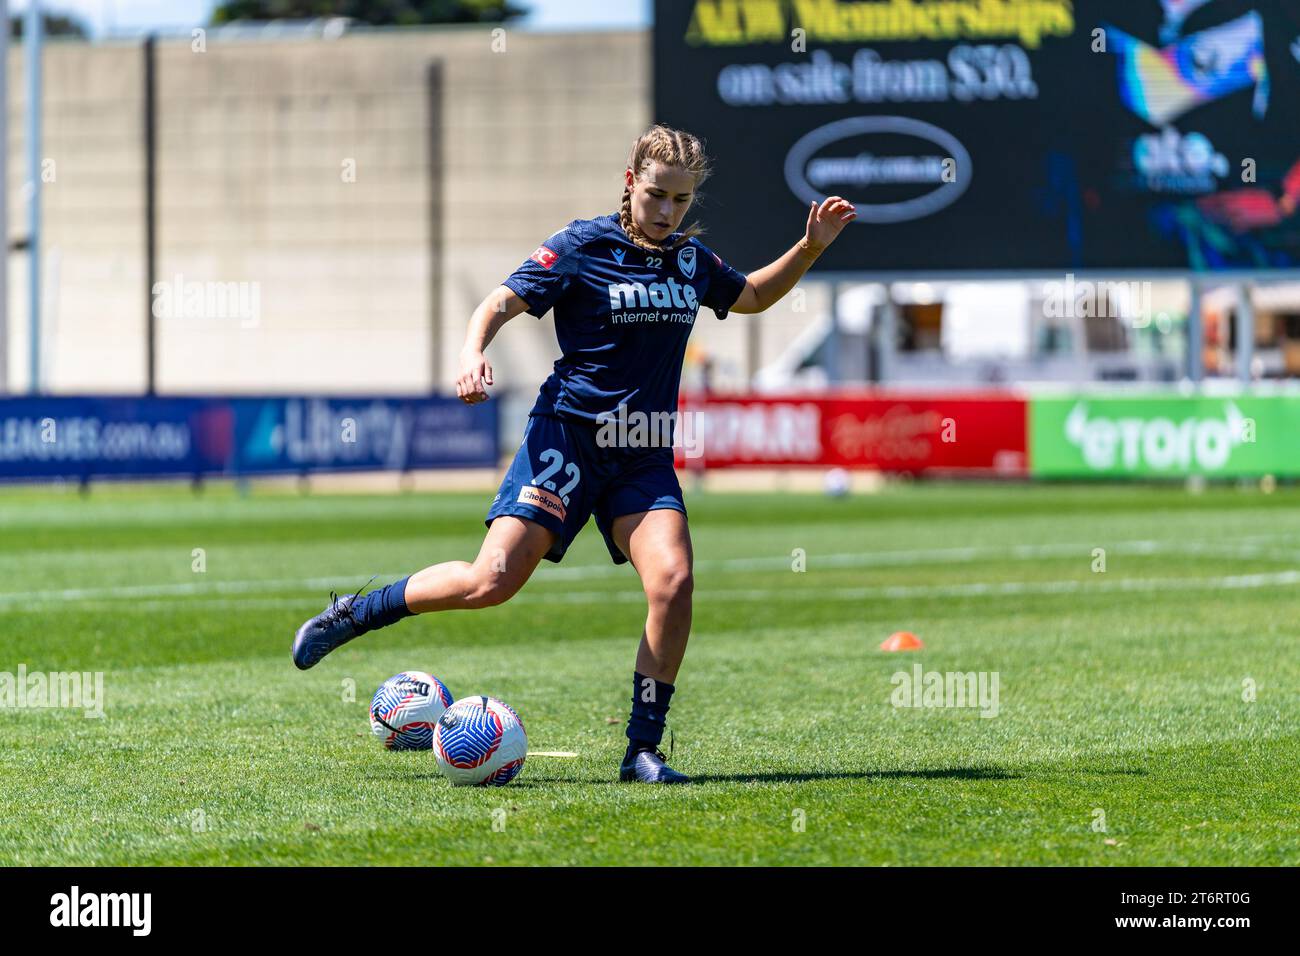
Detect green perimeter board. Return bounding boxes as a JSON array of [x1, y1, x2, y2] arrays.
[[1030, 394, 1300, 478]]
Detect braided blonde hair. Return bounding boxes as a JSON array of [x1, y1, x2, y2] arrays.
[[619, 124, 711, 252]]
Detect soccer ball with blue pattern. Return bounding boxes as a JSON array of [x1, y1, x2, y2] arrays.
[[434, 695, 528, 786], [369, 671, 454, 751]]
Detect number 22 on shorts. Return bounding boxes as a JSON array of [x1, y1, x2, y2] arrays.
[[530, 448, 581, 505]]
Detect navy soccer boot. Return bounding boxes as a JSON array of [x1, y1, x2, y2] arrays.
[[292, 591, 364, 670], [619, 747, 690, 784]]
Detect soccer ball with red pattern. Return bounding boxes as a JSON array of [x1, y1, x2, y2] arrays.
[[369, 671, 453, 751], [434, 695, 528, 786]]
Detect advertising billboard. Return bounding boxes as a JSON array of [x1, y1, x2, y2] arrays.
[[675, 391, 1028, 471], [0, 396, 498, 482], [654, 0, 1300, 274], [1030, 392, 1300, 476]]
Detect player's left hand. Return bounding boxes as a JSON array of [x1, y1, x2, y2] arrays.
[[803, 196, 857, 253]]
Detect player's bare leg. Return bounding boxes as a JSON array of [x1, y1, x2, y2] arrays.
[[614, 509, 694, 682], [291, 516, 556, 669], [405, 516, 557, 612], [611, 508, 694, 783]]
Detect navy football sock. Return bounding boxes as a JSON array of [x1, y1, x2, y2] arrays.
[[348, 576, 414, 633], [624, 671, 675, 761]]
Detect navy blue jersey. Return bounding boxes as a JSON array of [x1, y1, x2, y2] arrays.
[[502, 213, 748, 423]]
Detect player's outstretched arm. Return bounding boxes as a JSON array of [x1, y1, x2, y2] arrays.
[[457, 285, 532, 404], [728, 196, 857, 314]]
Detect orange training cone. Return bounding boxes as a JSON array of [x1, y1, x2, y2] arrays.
[[880, 631, 924, 652]]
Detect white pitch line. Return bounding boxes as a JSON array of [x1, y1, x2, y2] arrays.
[[14, 569, 1298, 612], [0, 575, 355, 605], [501, 570, 1300, 605], [1, 538, 1298, 607], [531, 539, 1166, 578], [527, 751, 578, 758]]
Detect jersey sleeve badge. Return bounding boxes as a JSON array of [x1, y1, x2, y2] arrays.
[[529, 245, 559, 269]]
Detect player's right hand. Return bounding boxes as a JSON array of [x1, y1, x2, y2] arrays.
[[456, 348, 493, 404]]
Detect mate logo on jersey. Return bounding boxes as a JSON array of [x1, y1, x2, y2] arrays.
[[607, 278, 699, 312], [530, 245, 559, 269]]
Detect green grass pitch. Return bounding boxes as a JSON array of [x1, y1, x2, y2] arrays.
[[0, 480, 1297, 866]]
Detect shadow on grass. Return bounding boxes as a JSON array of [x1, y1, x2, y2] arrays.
[[686, 766, 1022, 784], [498, 766, 1023, 785], [368, 762, 1148, 787], [364, 765, 1033, 786]]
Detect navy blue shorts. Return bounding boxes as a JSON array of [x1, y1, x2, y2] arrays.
[[485, 413, 687, 564]]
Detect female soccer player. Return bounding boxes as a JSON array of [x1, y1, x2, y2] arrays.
[[292, 124, 856, 783]]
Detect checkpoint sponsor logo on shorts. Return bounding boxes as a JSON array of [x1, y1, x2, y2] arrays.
[[517, 484, 567, 521]]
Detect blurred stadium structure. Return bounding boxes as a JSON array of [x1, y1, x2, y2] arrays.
[[0, 17, 650, 403], [2, 0, 1300, 483]]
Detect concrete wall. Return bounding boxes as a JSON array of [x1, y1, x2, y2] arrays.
[[2, 27, 813, 421]]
